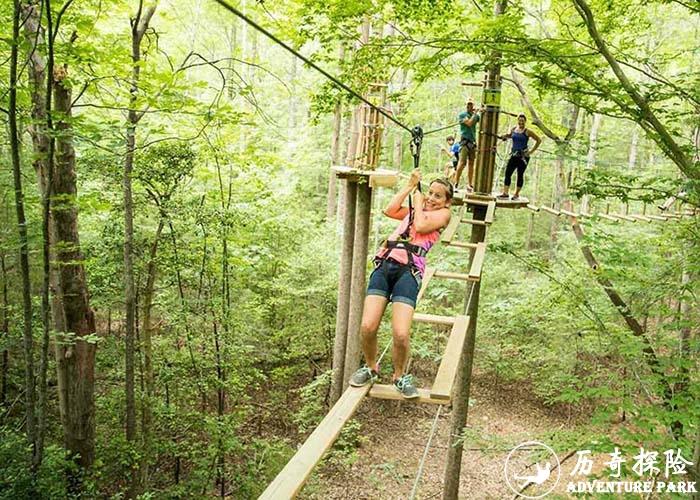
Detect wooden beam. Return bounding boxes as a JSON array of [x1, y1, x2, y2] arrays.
[[460, 217, 488, 226], [446, 241, 479, 250], [630, 214, 652, 223], [646, 214, 669, 221], [541, 205, 561, 216], [613, 213, 637, 222], [434, 270, 474, 281], [431, 315, 470, 400], [597, 213, 619, 222], [561, 209, 579, 218], [441, 206, 464, 244], [484, 201, 496, 224], [259, 385, 372, 499], [526, 204, 540, 212], [416, 267, 435, 303], [413, 313, 456, 326], [468, 242, 487, 280], [369, 384, 446, 404]]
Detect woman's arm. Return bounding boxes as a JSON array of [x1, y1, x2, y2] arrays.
[[383, 169, 421, 220], [526, 129, 542, 155]]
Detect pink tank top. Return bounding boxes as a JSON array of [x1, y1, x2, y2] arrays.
[[375, 214, 441, 276]]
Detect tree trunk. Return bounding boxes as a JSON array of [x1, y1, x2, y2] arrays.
[[21, 0, 62, 469], [1, 254, 8, 408], [139, 217, 164, 490], [125, 5, 157, 497], [52, 65, 98, 482], [581, 113, 602, 214], [10, 1, 37, 462]]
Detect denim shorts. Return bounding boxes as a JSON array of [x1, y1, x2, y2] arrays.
[[367, 259, 422, 308]]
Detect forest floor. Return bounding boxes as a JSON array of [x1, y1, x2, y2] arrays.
[[296, 365, 601, 500]]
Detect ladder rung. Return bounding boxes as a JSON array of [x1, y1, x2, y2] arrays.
[[541, 206, 561, 216], [597, 213, 619, 222], [560, 209, 579, 218], [434, 270, 473, 281], [413, 313, 456, 326], [613, 213, 636, 222], [369, 384, 446, 405], [447, 241, 479, 250], [460, 218, 488, 226]]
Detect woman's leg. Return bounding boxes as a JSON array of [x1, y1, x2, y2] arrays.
[[390, 301, 415, 379], [513, 157, 529, 197], [360, 294, 388, 370], [501, 157, 517, 195]]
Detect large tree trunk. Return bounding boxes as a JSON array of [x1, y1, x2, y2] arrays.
[[51, 65, 97, 480]]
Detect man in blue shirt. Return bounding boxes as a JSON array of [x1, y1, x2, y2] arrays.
[[454, 99, 482, 192]]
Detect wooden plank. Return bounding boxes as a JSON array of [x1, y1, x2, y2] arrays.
[[441, 206, 464, 244], [541, 205, 561, 216], [646, 214, 669, 221], [560, 209, 579, 218], [369, 384, 446, 405], [413, 313, 456, 326], [597, 213, 619, 222], [484, 201, 496, 224], [434, 270, 473, 281], [259, 384, 371, 499], [447, 241, 479, 250], [460, 217, 488, 226], [612, 213, 636, 222], [630, 214, 652, 223], [416, 267, 436, 303], [468, 242, 487, 280], [526, 204, 540, 212], [431, 315, 470, 400]]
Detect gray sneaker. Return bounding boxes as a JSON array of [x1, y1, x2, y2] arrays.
[[394, 374, 419, 399], [350, 366, 378, 387]]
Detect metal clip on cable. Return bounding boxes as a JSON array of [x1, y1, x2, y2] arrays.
[[410, 125, 424, 192]]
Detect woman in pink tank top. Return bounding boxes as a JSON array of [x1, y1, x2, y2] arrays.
[[349, 169, 452, 399]]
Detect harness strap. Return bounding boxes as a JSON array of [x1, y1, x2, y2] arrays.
[[383, 240, 428, 257]]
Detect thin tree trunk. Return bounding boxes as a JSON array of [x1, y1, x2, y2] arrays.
[[1, 254, 8, 408], [581, 113, 602, 214], [124, 6, 157, 496], [139, 217, 164, 490], [10, 0, 38, 470], [21, 2, 58, 468]]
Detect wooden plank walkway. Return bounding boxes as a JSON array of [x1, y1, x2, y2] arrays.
[[259, 384, 372, 499], [430, 315, 470, 400]]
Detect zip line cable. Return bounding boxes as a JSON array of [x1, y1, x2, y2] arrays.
[[212, 0, 414, 135]]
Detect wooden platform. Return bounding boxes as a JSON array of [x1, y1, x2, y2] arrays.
[[452, 191, 529, 209], [331, 165, 398, 188]]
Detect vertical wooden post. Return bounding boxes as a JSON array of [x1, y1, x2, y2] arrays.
[[343, 182, 372, 390], [444, 2, 506, 499], [330, 180, 357, 403]]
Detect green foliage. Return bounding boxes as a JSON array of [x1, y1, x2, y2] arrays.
[[0, 428, 71, 500]]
